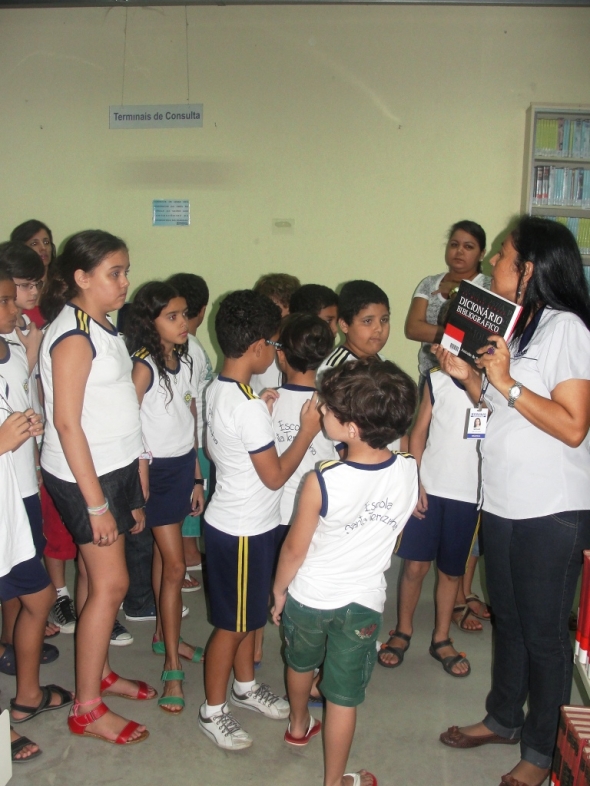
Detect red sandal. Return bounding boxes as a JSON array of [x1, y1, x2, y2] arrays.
[[68, 699, 149, 745], [100, 671, 157, 701]]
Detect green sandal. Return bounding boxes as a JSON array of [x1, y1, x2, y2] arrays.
[[158, 670, 185, 714], [152, 637, 204, 663], [429, 637, 471, 678]]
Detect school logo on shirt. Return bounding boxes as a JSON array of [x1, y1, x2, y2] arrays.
[[23, 380, 29, 394], [184, 391, 192, 405]]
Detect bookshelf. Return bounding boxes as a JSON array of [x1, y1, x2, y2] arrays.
[[522, 104, 590, 278]]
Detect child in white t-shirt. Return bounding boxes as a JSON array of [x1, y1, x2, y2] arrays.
[[198, 289, 321, 751], [272, 357, 418, 786], [125, 281, 206, 713], [167, 272, 213, 581], [250, 272, 300, 393], [254, 313, 337, 667]]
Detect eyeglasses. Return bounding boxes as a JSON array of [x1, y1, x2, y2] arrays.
[[265, 340, 283, 349], [15, 281, 43, 292]]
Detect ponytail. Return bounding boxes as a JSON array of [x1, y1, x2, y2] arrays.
[[38, 230, 127, 323]]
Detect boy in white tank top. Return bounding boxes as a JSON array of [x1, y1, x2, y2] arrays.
[[272, 358, 418, 786]]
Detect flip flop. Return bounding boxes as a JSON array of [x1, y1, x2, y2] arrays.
[[344, 771, 378, 786], [181, 572, 201, 593], [451, 605, 483, 633], [284, 716, 321, 746], [11, 732, 42, 763], [10, 684, 73, 723]]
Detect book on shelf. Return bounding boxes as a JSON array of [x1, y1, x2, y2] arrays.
[[532, 166, 590, 208], [535, 117, 590, 160], [544, 216, 590, 256], [551, 707, 590, 786], [440, 280, 522, 367]]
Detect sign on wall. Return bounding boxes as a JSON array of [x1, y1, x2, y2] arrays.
[[152, 200, 190, 227], [110, 104, 203, 129]]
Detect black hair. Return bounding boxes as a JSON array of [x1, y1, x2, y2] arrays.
[[0, 266, 13, 284], [447, 220, 486, 253], [447, 220, 486, 275], [39, 230, 128, 323], [253, 273, 301, 309], [125, 281, 189, 405], [289, 284, 339, 316], [338, 280, 390, 326], [279, 313, 334, 373], [10, 219, 55, 264], [167, 273, 209, 319], [215, 290, 282, 358], [0, 242, 45, 281], [319, 357, 417, 449], [510, 215, 590, 339]]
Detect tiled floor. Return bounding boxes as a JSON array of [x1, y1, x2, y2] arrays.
[[1, 556, 583, 786]]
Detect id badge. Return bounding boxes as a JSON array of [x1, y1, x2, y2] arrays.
[[465, 408, 488, 439]]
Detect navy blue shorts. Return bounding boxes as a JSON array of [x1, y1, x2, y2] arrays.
[[204, 520, 278, 632], [0, 555, 51, 602], [146, 449, 195, 528], [396, 494, 479, 576], [42, 459, 145, 546], [23, 494, 45, 558]]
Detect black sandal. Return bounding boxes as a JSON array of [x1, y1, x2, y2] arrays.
[[377, 630, 411, 669], [429, 637, 471, 678], [11, 731, 42, 763], [10, 684, 73, 724]]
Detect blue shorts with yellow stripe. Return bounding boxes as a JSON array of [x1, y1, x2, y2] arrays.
[[203, 520, 278, 632]]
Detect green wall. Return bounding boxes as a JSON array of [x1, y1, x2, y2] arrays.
[[1, 5, 589, 373]]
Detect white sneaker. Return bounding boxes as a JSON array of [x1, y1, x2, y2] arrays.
[[230, 683, 290, 720], [198, 703, 253, 750]]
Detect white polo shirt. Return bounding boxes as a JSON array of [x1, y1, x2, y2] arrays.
[[205, 375, 280, 536], [482, 309, 590, 519], [40, 303, 143, 482]]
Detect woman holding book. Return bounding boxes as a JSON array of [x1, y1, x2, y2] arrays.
[[405, 219, 490, 380], [434, 215, 590, 786]]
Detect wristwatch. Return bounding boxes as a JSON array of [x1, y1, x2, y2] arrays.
[[507, 381, 523, 408]]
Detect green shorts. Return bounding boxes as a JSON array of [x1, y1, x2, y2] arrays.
[[282, 595, 381, 707], [181, 448, 210, 538]]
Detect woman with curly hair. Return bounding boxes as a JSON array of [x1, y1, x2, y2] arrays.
[[125, 281, 206, 714]]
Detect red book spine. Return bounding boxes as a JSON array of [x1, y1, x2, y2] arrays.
[[578, 553, 590, 663]]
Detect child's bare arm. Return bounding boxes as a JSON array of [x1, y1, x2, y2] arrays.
[[250, 394, 321, 490], [271, 471, 322, 624], [408, 388, 432, 468]]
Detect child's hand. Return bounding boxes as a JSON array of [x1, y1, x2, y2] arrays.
[[16, 322, 42, 361], [299, 392, 321, 438], [90, 510, 119, 547], [24, 409, 43, 439], [271, 589, 287, 626], [260, 387, 279, 414], [129, 506, 146, 534], [191, 484, 205, 516], [412, 483, 428, 520], [0, 412, 36, 454]]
